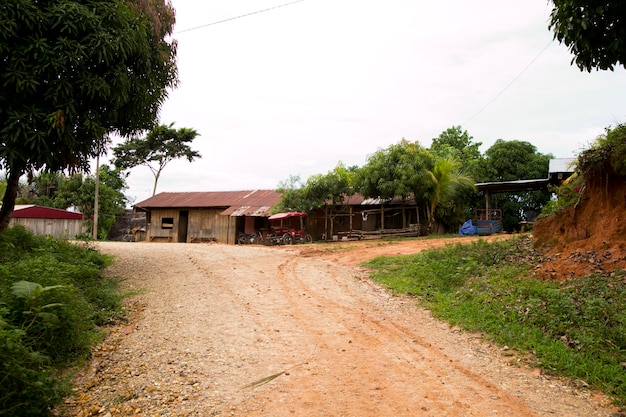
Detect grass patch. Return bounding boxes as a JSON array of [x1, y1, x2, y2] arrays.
[[0, 226, 122, 415], [364, 236, 626, 408]]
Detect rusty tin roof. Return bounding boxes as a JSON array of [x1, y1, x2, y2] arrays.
[[134, 190, 282, 217]]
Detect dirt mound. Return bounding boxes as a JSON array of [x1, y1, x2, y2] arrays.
[[533, 164, 626, 280]]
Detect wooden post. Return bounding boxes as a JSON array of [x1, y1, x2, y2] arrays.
[[349, 206, 353, 230], [485, 190, 491, 220], [416, 207, 420, 231], [93, 154, 99, 240]]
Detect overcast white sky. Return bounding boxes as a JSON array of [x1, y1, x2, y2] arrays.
[[105, 0, 626, 205]]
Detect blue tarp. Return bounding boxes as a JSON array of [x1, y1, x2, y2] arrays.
[[458, 219, 476, 236]]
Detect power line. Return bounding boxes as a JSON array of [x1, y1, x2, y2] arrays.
[[174, 0, 307, 34], [463, 40, 553, 126]]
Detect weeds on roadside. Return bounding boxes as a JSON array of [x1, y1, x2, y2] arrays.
[[365, 236, 626, 408], [0, 226, 121, 415]]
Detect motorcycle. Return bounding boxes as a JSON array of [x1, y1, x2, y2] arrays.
[[237, 231, 263, 245]]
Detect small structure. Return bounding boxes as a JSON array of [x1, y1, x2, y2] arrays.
[[476, 158, 577, 207], [548, 157, 577, 185], [10, 205, 85, 239]]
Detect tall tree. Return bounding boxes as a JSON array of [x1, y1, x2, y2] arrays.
[[112, 124, 200, 196], [356, 139, 434, 229], [549, 1, 626, 71], [0, 0, 178, 232]]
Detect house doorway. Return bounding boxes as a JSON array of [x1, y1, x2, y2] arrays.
[[178, 210, 189, 242]]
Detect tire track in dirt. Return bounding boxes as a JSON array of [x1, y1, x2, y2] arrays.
[[182, 246, 320, 414], [248, 256, 543, 417]]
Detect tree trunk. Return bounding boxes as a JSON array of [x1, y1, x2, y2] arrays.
[[152, 172, 160, 197], [0, 168, 23, 233]]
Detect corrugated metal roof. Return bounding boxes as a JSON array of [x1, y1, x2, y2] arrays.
[[220, 205, 273, 217], [347, 194, 416, 206], [549, 157, 577, 173], [135, 189, 426, 216], [475, 178, 549, 192], [339, 193, 414, 206], [134, 190, 282, 210], [474, 158, 577, 192], [12, 205, 83, 220]]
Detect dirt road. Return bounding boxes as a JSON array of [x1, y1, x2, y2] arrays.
[[58, 238, 618, 416]]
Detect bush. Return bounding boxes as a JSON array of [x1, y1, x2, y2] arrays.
[[0, 226, 120, 415], [0, 308, 70, 416]]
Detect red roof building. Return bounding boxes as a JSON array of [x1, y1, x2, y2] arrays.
[[10, 205, 85, 239]]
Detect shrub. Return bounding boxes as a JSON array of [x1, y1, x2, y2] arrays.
[[0, 313, 71, 417], [0, 226, 119, 414]]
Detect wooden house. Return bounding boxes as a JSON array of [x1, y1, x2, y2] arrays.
[[10, 205, 85, 239], [133, 190, 282, 244]]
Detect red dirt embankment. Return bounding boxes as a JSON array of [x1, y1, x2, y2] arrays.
[[533, 165, 626, 280]]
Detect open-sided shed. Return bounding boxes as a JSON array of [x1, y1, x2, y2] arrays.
[[10, 205, 85, 239]]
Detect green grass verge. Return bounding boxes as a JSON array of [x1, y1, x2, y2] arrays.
[[0, 226, 123, 416], [364, 235, 626, 408]]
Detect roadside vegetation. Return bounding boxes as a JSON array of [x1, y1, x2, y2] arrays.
[[364, 235, 626, 408], [0, 226, 122, 416]]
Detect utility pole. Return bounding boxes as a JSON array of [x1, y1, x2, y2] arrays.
[[93, 153, 100, 240]]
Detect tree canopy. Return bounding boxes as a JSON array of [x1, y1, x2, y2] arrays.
[[357, 139, 434, 202], [430, 126, 482, 163], [112, 123, 200, 196], [0, 0, 178, 231], [549, 0, 626, 71], [356, 139, 434, 229], [304, 163, 357, 238], [273, 175, 311, 213]]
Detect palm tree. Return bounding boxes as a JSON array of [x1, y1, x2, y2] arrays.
[[425, 157, 475, 233]]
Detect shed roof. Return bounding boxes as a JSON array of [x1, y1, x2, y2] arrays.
[[476, 157, 578, 193], [549, 157, 577, 173], [475, 178, 550, 193], [220, 205, 274, 217], [12, 205, 83, 220], [134, 190, 282, 217]]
